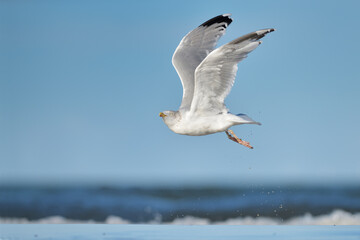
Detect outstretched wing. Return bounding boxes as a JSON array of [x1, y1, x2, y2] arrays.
[[190, 29, 275, 115], [172, 14, 232, 112]]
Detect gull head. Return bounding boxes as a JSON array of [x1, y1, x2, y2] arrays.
[[159, 110, 180, 129]]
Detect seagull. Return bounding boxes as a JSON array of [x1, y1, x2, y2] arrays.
[[159, 14, 275, 149]]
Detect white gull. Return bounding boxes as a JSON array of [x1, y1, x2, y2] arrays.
[[160, 14, 275, 148]]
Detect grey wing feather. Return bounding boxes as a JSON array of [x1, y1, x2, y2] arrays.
[[190, 28, 275, 115], [172, 14, 232, 112]]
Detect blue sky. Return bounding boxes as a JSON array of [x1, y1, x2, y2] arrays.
[[1, 0, 359, 186]]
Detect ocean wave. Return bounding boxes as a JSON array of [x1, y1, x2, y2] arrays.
[[3, 186, 360, 223], [1, 210, 359, 225]]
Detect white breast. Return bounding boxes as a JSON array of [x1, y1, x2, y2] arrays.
[[170, 114, 234, 136]]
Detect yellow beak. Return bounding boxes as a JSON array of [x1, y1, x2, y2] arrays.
[[159, 112, 167, 117]]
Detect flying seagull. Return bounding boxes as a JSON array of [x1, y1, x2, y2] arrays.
[[159, 14, 275, 149]]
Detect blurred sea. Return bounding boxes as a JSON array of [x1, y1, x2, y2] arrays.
[[1, 185, 360, 224]]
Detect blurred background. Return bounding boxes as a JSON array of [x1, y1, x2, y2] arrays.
[[1, 0, 359, 224]]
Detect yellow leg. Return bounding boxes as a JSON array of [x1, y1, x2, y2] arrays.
[[225, 130, 254, 149]]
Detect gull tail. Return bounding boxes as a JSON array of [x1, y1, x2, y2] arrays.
[[233, 113, 261, 125]]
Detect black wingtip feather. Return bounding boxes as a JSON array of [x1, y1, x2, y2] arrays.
[[200, 14, 232, 27]]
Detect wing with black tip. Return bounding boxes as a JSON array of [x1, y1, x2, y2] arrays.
[[172, 14, 233, 112], [190, 29, 275, 115]]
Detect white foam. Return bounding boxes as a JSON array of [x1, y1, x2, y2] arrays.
[[0, 215, 130, 224], [286, 210, 360, 225], [1, 210, 359, 225], [218, 210, 360, 225], [170, 216, 211, 225]]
